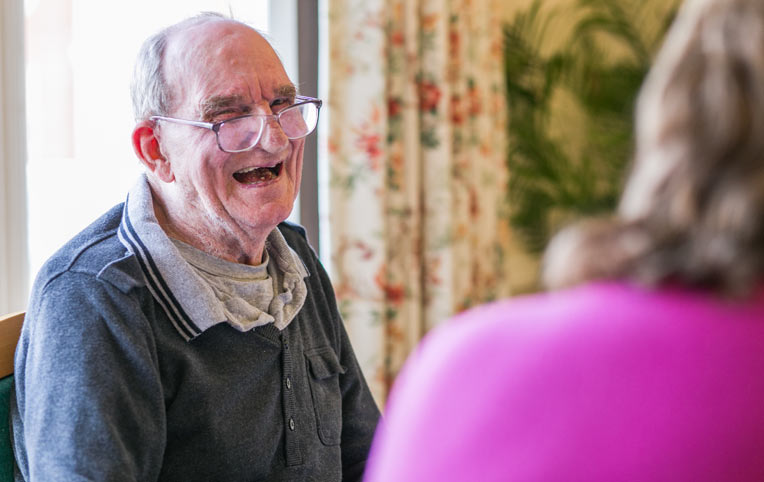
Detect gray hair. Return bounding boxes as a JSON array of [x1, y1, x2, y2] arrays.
[[543, 0, 764, 297], [130, 12, 248, 121]]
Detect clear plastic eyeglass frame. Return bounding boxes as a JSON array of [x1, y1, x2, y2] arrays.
[[149, 95, 322, 153]]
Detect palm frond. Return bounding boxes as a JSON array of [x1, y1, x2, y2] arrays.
[[503, 0, 678, 254]]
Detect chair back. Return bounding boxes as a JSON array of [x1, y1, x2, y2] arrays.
[[0, 312, 24, 482], [0, 312, 23, 378]]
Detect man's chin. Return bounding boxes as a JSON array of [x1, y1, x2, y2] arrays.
[[240, 204, 295, 232]]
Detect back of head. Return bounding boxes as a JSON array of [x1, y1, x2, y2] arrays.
[[544, 0, 764, 297]]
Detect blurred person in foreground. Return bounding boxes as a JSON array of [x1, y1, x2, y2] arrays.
[[11, 12, 379, 481], [364, 0, 764, 480]]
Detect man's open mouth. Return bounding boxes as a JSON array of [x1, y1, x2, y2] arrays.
[[233, 162, 283, 184]]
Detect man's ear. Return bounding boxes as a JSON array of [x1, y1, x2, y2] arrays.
[[132, 121, 174, 183]]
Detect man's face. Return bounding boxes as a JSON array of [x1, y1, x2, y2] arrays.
[[156, 21, 303, 244]]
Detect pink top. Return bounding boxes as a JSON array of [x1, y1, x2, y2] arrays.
[[364, 282, 764, 481]]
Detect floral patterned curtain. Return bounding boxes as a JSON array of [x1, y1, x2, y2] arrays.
[[328, 0, 512, 405]]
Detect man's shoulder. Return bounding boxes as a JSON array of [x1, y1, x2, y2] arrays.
[[277, 221, 314, 257], [277, 221, 308, 242], [33, 203, 142, 294]]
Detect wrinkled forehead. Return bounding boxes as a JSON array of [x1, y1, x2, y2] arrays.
[[163, 20, 294, 117]]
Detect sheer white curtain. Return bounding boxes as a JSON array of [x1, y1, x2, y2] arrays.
[[0, 0, 29, 314]]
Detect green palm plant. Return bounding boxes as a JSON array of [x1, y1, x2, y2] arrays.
[[504, 0, 677, 254]]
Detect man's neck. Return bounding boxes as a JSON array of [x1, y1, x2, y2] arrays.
[[163, 221, 268, 266], [150, 187, 270, 266]]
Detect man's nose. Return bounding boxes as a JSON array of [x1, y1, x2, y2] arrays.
[[258, 117, 290, 153]]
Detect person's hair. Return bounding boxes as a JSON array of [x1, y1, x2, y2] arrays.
[[543, 0, 764, 297], [130, 12, 249, 121]]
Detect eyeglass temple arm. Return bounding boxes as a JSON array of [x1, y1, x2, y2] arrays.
[[150, 115, 215, 129], [295, 95, 323, 107]]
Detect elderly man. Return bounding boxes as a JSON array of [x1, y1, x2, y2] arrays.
[[11, 13, 380, 482]]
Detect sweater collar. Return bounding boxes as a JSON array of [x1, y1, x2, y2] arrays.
[[117, 174, 308, 341]]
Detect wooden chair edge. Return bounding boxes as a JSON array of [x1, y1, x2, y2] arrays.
[[0, 312, 24, 379]]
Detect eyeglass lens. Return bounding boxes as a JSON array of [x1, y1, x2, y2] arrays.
[[217, 103, 319, 153]]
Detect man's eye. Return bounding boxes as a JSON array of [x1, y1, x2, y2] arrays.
[[270, 98, 293, 113], [211, 110, 241, 122]]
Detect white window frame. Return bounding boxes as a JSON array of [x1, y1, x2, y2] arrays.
[[0, 0, 29, 314]]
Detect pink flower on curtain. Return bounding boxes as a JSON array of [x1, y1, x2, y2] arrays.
[[352, 102, 385, 169], [418, 80, 442, 113], [387, 97, 403, 119], [421, 13, 440, 31], [468, 81, 482, 117], [451, 94, 465, 125], [390, 30, 405, 46], [327, 138, 339, 155], [355, 130, 383, 168], [449, 27, 460, 59], [374, 265, 406, 306]]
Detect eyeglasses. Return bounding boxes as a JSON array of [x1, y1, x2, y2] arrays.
[[150, 95, 322, 153]]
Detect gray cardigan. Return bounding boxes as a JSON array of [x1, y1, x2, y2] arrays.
[[11, 201, 380, 481]]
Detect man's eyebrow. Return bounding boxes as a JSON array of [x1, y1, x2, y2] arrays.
[[276, 85, 297, 99], [199, 95, 249, 120]]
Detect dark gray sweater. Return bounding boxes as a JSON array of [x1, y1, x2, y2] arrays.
[[11, 200, 380, 481]]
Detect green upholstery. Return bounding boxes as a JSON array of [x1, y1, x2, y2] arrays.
[[0, 375, 14, 481]]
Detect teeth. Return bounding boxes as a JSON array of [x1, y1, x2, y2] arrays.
[[232, 162, 281, 184], [235, 163, 279, 174]]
